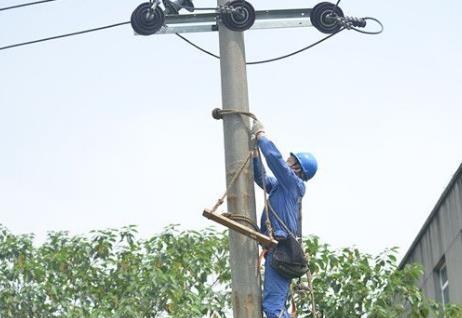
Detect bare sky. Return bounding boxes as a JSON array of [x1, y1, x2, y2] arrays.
[[1, 0, 461, 260]]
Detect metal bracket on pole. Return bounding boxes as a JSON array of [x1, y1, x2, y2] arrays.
[[130, 2, 383, 37], [134, 8, 313, 35]]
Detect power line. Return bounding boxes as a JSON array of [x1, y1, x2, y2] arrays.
[[0, 21, 130, 51], [174, 33, 220, 59], [175, 29, 345, 65], [247, 30, 343, 65], [0, 0, 58, 12], [1, 21, 339, 58], [2, 22, 343, 63]]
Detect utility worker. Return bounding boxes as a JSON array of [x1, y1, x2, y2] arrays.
[[251, 121, 318, 318]]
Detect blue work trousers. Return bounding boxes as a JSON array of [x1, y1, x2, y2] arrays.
[[263, 252, 291, 318]]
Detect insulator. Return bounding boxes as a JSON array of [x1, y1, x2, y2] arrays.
[[131, 2, 165, 35], [310, 2, 345, 34], [220, 0, 256, 32]]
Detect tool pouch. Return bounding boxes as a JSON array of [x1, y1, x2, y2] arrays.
[[270, 235, 308, 279]]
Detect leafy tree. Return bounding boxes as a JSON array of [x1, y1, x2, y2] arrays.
[[299, 237, 462, 317], [1, 224, 461, 318], [0, 225, 230, 318]]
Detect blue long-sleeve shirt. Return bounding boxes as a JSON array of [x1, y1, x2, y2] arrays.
[[253, 136, 305, 240]]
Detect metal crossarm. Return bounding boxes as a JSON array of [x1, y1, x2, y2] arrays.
[[130, 1, 382, 37], [138, 8, 313, 35]]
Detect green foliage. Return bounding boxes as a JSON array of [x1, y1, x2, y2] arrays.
[[1, 224, 461, 317], [0, 225, 230, 318], [298, 237, 461, 317]]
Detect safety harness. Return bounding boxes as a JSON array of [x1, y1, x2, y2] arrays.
[[203, 109, 319, 318]]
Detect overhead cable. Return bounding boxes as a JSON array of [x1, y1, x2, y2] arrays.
[[0, 21, 130, 51], [1, 21, 341, 60], [175, 29, 345, 65], [0, 0, 58, 12], [247, 29, 344, 65], [2, 24, 343, 64]]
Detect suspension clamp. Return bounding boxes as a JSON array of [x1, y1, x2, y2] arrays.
[[331, 16, 367, 29]]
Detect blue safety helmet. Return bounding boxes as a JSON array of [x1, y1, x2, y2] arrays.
[[290, 152, 318, 181]]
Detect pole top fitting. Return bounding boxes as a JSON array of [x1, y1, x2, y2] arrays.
[[212, 108, 224, 120]]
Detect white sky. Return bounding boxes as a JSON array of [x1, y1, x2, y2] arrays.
[[0, 0, 461, 260]]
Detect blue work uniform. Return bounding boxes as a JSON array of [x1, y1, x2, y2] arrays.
[[253, 136, 306, 318]]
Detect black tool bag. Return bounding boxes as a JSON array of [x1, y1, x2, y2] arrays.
[[271, 234, 309, 279], [268, 197, 309, 279]]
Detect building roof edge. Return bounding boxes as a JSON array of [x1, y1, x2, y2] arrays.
[[399, 162, 462, 269]]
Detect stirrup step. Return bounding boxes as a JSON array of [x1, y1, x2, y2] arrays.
[[203, 209, 277, 248]]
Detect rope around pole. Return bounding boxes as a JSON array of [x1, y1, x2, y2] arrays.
[[223, 213, 260, 232], [212, 108, 258, 121], [212, 110, 274, 240]]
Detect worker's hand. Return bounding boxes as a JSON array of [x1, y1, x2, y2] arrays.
[[251, 120, 265, 139]]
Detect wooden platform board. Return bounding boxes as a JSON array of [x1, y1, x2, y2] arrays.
[[203, 209, 278, 248]]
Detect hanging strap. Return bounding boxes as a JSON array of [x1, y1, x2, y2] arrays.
[[203, 150, 278, 248], [204, 111, 279, 248], [209, 151, 253, 213], [268, 200, 318, 317], [211, 107, 275, 240], [263, 178, 318, 318], [256, 147, 275, 240], [208, 148, 275, 242], [297, 200, 318, 318], [209, 107, 258, 214]]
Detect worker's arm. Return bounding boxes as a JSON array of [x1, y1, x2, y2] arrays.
[[253, 155, 277, 193], [257, 134, 298, 190]]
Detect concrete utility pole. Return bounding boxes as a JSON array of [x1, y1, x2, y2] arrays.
[[217, 0, 262, 316], [130, 2, 363, 316]]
